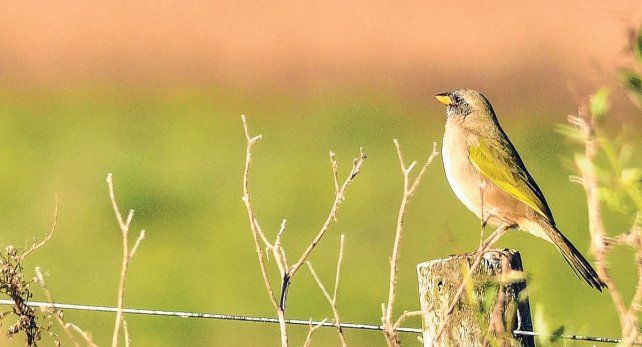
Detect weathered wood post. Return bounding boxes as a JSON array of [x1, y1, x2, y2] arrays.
[[417, 249, 534, 346]]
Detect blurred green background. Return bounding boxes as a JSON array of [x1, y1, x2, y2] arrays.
[[1, 1, 642, 346], [0, 86, 638, 346]]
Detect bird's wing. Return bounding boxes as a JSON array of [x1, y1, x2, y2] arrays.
[[468, 138, 553, 221]]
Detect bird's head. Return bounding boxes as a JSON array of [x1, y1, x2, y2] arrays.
[[434, 89, 494, 120]]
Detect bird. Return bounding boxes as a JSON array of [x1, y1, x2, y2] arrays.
[[435, 89, 605, 290]]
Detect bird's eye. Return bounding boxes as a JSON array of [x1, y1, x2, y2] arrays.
[[453, 95, 462, 104]]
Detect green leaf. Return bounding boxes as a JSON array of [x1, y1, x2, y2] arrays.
[[480, 281, 500, 314], [634, 26, 642, 62], [619, 143, 635, 167], [555, 124, 584, 142], [622, 168, 642, 187], [599, 187, 628, 212], [549, 325, 565, 343], [589, 87, 610, 119], [618, 68, 642, 95]]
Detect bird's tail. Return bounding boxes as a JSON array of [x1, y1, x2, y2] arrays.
[[527, 220, 606, 291]]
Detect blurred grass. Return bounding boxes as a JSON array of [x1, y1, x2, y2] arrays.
[[0, 86, 638, 346]]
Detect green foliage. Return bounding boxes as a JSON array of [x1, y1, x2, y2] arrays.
[[595, 132, 642, 212], [618, 26, 642, 100], [554, 124, 583, 143], [621, 168, 642, 187], [589, 87, 610, 120], [618, 68, 642, 95], [554, 25, 642, 344], [479, 281, 500, 315], [549, 325, 565, 343], [599, 186, 629, 213], [564, 81, 642, 214], [633, 25, 642, 63]]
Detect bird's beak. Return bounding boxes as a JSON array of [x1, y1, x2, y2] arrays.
[[435, 93, 453, 105]]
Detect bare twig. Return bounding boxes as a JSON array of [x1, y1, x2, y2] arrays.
[[21, 195, 59, 262], [393, 310, 424, 331], [303, 318, 328, 347], [34, 266, 96, 347], [332, 234, 345, 304], [240, 115, 366, 346], [286, 147, 366, 282], [273, 219, 289, 279], [382, 140, 438, 346], [629, 215, 642, 317], [330, 151, 341, 204], [123, 319, 131, 347], [1, 252, 40, 343], [106, 173, 146, 347], [306, 234, 347, 346], [66, 323, 96, 346], [241, 115, 289, 347], [34, 267, 91, 347], [0, 197, 62, 346]]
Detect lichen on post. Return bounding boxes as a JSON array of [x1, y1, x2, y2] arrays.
[[417, 249, 534, 347]]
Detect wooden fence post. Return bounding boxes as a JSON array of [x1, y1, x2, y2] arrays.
[[417, 249, 534, 347]]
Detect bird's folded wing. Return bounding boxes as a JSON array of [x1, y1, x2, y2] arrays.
[[468, 141, 550, 219]]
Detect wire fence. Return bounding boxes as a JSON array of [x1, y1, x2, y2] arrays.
[[0, 299, 632, 345]]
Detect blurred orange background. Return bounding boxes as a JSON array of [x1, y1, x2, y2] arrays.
[[1, 0, 641, 100]]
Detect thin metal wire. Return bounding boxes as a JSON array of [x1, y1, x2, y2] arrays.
[[0, 300, 419, 334], [0, 300, 630, 344], [513, 330, 629, 344]]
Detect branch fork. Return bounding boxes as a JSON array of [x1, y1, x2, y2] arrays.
[[106, 173, 146, 347], [241, 115, 365, 346], [382, 139, 439, 347]]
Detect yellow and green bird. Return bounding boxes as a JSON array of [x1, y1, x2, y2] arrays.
[[436, 89, 605, 290]]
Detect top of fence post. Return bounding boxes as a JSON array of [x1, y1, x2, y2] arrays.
[[417, 249, 534, 347]]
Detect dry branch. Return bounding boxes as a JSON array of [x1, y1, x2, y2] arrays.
[[106, 173, 146, 347], [382, 140, 439, 346], [1, 247, 41, 345], [21, 195, 59, 262], [306, 234, 347, 346], [240, 115, 365, 346], [285, 147, 366, 294], [240, 115, 289, 346], [0, 197, 62, 345], [123, 319, 131, 347], [303, 318, 328, 347], [33, 267, 96, 347]]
